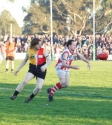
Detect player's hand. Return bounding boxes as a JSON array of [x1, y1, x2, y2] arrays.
[[14, 70, 19, 76], [87, 62, 90, 70], [72, 65, 80, 70], [40, 64, 47, 72]]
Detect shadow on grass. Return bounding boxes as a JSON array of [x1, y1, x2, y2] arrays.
[[0, 83, 112, 124]]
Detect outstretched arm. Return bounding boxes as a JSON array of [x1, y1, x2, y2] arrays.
[[14, 52, 29, 76], [77, 52, 91, 70]]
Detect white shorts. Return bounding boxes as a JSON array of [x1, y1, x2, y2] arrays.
[[56, 69, 69, 79]]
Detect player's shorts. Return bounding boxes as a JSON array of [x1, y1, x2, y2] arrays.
[[28, 63, 47, 79], [56, 69, 69, 78], [6, 56, 14, 61]]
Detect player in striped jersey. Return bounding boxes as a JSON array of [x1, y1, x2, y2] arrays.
[[47, 39, 90, 102]]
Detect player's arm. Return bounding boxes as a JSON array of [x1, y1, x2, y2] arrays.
[[14, 52, 29, 75], [44, 49, 51, 67], [40, 49, 51, 72], [77, 50, 90, 70], [62, 52, 79, 70]]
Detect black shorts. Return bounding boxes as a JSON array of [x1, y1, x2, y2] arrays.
[[6, 56, 14, 61], [28, 63, 47, 79]]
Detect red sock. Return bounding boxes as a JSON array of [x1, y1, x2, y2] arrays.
[[50, 82, 62, 96]]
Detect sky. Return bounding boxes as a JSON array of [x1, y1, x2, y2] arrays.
[[0, 0, 30, 27]]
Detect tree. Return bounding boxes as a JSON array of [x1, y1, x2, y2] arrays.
[[23, 1, 51, 34], [95, 0, 112, 35], [23, 0, 89, 35], [0, 10, 22, 36], [84, 0, 112, 35], [22, 0, 112, 35]]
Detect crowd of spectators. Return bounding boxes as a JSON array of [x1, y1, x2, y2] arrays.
[[0, 34, 112, 60]]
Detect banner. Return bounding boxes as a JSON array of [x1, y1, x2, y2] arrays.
[[15, 53, 26, 59], [107, 55, 112, 60]]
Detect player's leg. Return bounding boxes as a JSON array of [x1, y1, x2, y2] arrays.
[[5, 58, 10, 72], [10, 58, 14, 73], [10, 72, 34, 100], [62, 72, 70, 88], [47, 70, 68, 102], [25, 78, 44, 103], [33, 77, 44, 95]]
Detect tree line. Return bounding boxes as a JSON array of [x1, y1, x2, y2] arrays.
[[0, 0, 112, 36]]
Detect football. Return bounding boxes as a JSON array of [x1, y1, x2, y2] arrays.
[[97, 52, 108, 60]]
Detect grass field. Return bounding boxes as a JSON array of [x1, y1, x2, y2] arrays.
[[0, 60, 112, 125]]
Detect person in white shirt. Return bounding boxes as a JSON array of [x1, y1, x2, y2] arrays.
[[0, 42, 5, 64]]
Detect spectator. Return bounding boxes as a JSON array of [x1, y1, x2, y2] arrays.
[[5, 37, 16, 73]]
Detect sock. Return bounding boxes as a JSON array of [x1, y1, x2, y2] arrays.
[[28, 93, 35, 100], [50, 82, 62, 96], [13, 90, 19, 96], [6, 69, 8, 71], [11, 69, 13, 72]]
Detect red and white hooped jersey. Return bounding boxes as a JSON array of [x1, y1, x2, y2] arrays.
[[55, 48, 78, 71]]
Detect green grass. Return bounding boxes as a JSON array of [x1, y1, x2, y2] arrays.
[[0, 60, 112, 125]]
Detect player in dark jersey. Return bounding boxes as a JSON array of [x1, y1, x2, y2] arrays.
[[10, 38, 51, 103]]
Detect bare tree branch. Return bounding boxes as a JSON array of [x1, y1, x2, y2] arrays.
[[79, 16, 86, 35], [96, 21, 112, 34], [53, 4, 66, 19]]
